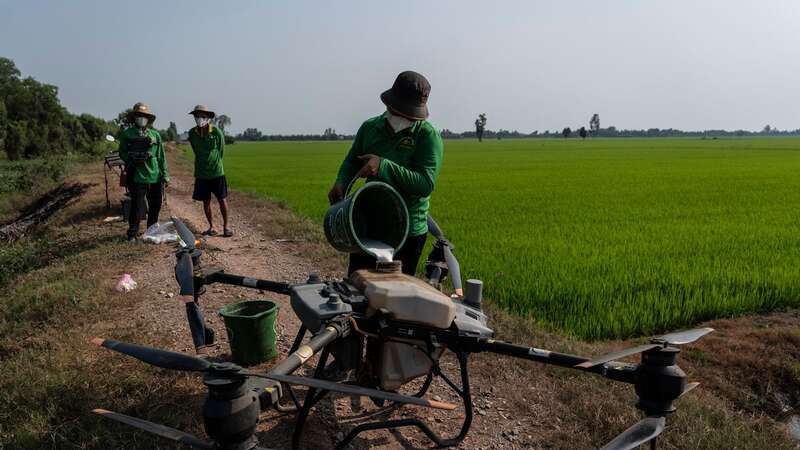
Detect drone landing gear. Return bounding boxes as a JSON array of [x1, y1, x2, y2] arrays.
[[289, 344, 473, 450], [335, 350, 473, 449]]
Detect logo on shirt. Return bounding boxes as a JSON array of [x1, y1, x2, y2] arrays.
[[398, 137, 415, 150]]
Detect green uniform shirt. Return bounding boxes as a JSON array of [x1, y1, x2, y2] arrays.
[[335, 114, 444, 236], [117, 126, 169, 184], [188, 124, 225, 179]]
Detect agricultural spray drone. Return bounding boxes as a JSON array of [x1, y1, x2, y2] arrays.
[[91, 216, 711, 449]]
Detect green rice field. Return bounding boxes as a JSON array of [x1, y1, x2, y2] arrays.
[[207, 137, 800, 339]]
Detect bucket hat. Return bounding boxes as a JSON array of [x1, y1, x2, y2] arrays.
[[380, 71, 430, 120]]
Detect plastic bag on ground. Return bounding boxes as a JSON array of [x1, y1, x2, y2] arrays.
[[142, 221, 179, 244], [115, 274, 138, 292]]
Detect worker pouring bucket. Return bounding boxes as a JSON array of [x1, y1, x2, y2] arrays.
[[324, 181, 409, 262]]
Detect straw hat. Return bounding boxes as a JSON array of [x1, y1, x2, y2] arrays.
[[130, 102, 156, 120], [189, 104, 216, 118]]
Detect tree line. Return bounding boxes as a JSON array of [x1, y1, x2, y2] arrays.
[[0, 57, 115, 160], [236, 127, 354, 141], [446, 126, 800, 140], [237, 124, 800, 143]]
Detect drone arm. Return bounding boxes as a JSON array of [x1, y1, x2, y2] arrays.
[[203, 270, 292, 295], [473, 338, 593, 370], [471, 338, 638, 384]]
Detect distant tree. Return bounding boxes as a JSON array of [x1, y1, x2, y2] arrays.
[[589, 113, 600, 137], [440, 128, 461, 139], [475, 113, 487, 142], [114, 108, 134, 132], [323, 127, 338, 140], [762, 124, 772, 134], [5, 120, 27, 160], [579, 126, 587, 139], [0, 57, 21, 87], [0, 57, 109, 159], [0, 100, 6, 151], [562, 127, 571, 138], [241, 127, 263, 140], [166, 121, 178, 141], [215, 114, 231, 135], [77, 113, 108, 142]]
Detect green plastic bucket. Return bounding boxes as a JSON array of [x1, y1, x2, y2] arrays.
[[324, 181, 409, 255], [218, 300, 279, 366]]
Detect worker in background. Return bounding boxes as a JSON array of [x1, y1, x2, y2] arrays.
[[329, 71, 443, 276], [118, 102, 169, 242], [188, 105, 233, 237]]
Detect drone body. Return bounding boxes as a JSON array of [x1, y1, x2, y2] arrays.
[[91, 217, 712, 450]]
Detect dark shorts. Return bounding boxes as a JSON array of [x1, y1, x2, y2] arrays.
[[192, 176, 228, 201]]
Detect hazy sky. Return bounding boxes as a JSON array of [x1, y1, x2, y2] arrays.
[[2, 0, 798, 134]]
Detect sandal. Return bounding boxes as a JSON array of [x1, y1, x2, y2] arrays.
[[223, 229, 234, 237], [202, 229, 218, 237]]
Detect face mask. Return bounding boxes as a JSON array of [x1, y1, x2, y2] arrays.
[[195, 117, 210, 128], [134, 116, 148, 128], [385, 110, 414, 133]]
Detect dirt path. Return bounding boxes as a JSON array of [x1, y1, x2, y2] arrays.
[[125, 172, 327, 357], [82, 149, 797, 450]]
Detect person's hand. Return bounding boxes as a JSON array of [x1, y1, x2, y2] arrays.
[[356, 154, 381, 178], [328, 183, 345, 205], [163, 180, 170, 188]]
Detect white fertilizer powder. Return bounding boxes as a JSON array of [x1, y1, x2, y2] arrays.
[[361, 239, 395, 262]]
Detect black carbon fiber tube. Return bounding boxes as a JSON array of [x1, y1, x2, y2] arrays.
[[268, 325, 342, 376], [208, 271, 291, 295], [473, 338, 591, 370]]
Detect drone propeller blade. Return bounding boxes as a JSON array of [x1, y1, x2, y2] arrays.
[[578, 328, 714, 369], [653, 327, 714, 345], [679, 381, 700, 398], [92, 338, 211, 372], [92, 408, 215, 449], [175, 251, 195, 296], [263, 374, 457, 411], [427, 215, 445, 241], [575, 344, 660, 369], [442, 244, 463, 292], [172, 217, 196, 250], [600, 416, 665, 450]]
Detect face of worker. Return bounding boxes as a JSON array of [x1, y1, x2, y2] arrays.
[[385, 109, 414, 133], [134, 115, 149, 128], [194, 113, 212, 128]]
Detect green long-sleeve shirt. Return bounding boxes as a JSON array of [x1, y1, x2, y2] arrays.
[[335, 114, 444, 236], [188, 124, 225, 179], [118, 127, 169, 184]]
